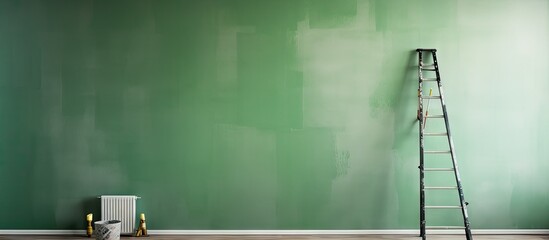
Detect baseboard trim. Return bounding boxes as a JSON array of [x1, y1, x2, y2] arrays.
[[1, 229, 549, 235], [0, 230, 86, 235], [147, 229, 549, 235]]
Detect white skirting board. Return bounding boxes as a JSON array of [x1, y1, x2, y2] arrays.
[[1, 229, 549, 235]]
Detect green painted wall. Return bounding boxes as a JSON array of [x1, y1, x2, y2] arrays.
[[1, 0, 548, 230]]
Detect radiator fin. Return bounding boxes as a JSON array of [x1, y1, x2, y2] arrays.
[[100, 195, 137, 235]]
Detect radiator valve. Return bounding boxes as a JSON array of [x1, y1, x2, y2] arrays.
[[86, 213, 93, 237], [135, 213, 148, 237]]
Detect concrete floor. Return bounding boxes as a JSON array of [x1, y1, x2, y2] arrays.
[[1, 235, 548, 240]]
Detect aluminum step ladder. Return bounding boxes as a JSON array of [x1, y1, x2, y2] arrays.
[[416, 48, 473, 240]]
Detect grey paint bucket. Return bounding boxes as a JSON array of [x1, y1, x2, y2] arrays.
[[94, 220, 121, 240]]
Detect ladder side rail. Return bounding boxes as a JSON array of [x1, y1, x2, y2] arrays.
[[431, 51, 473, 240], [417, 51, 426, 240]]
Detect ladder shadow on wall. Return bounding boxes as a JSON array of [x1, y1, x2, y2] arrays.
[[390, 50, 424, 227], [364, 49, 420, 226], [393, 50, 422, 149]]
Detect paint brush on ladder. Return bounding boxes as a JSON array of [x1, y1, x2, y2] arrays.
[[423, 88, 433, 130]]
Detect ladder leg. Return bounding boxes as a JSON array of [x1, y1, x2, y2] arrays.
[[431, 51, 474, 240], [466, 227, 473, 240], [417, 51, 426, 239]]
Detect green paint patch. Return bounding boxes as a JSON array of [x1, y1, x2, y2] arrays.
[[236, 32, 303, 129], [309, 0, 358, 29], [276, 128, 336, 229]]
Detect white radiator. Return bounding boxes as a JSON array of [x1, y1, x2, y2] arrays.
[[100, 195, 139, 235]]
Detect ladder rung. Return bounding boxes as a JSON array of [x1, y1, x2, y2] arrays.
[[426, 226, 465, 229], [422, 96, 441, 99], [426, 114, 444, 118], [424, 150, 451, 154], [424, 132, 447, 136], [425, 206, 462, 209], [421, 68, 436, 71], [424, 168, 454, 171], [420, 64, 435, 68], [425, 186, 458, 190], [420, 77, 437, 82], [417, 48, 437, 52]]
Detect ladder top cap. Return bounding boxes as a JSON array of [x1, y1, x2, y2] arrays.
[[416, 48, 437, 52]]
